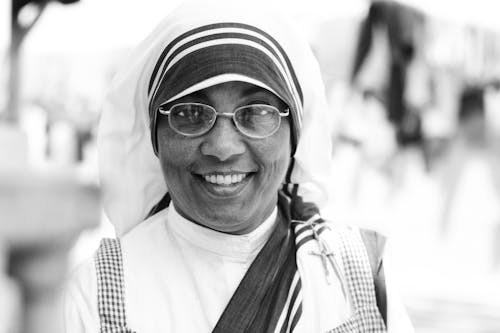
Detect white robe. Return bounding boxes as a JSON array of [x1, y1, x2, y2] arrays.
[[63, 205, 414, 332]]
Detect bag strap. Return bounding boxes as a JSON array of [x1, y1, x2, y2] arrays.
[[94, 238, 135, 333], [359, 229, 387, 325]]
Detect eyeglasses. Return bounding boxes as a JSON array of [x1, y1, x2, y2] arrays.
[[158, 102, 289, 138]]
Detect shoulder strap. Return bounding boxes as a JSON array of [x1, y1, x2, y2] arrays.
[[359, 229, 387, 325], [94, 238, 135, 333], [331, 225, 387, 331]]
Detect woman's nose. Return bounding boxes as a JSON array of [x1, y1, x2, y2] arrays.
[[200, 116, 246, 161]]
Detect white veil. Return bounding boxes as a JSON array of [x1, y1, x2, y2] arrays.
[[98, 0, 335, 236]]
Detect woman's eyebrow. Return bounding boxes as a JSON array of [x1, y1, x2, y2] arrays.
[[185, 90, 208, 100], [241, 85, 268, 96], [241, 86, 286, 106], [161, 90, 208, 108]]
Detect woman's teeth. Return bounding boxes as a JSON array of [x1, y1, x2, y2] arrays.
[[203, 174, 247, 185]]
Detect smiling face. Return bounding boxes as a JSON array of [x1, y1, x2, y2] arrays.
[[156, 81, 291, 234]]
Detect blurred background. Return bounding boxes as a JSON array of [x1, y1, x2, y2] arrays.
[[1, 0, 500, 332]]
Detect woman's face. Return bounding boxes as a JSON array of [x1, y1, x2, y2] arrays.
[[156, 81, 291, 234]]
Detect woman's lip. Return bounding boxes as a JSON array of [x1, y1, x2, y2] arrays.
[[195, 171, 256, 176], [193, 173, 253, 198]]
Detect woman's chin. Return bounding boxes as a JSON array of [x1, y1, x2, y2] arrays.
[[204, 212, 254, 234]]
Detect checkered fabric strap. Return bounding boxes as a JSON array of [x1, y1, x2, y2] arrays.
[[95, 238, 136, 333], [327, 226, 387, 333]]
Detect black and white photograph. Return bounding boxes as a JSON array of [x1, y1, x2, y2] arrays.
[[1, 0, 500, 332]]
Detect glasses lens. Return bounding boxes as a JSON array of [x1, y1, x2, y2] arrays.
[[234, 105, 281, 138], [169, 104, 215, 136]]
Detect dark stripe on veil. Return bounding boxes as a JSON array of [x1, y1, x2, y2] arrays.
[[148, 22, 303, 104]]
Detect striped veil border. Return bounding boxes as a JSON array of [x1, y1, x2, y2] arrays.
[[147, 22, 303, 115], [273, 272, 303, 333], [270, 208, 326, 333]]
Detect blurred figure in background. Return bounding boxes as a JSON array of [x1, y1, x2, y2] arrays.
[[328, 0, 432, 219], [325, 3, 500, 330], [438, 84, 500, 272], [440, 86, 487, 232], [351, 0, 428, 150], [485, 84, 500, 271]]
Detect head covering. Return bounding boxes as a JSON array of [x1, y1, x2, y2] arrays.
[[98, 0, 335, 236], [147, 20, 304, 154]]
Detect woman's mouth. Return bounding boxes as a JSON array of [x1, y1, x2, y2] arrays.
[[194, 172, 254, 197], [203, 173, 248, 186]]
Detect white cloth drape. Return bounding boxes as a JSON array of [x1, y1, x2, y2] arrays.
[[98, 0, 335, 237]]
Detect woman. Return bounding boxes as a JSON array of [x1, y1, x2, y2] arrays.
[[64, 1, 413, 332]]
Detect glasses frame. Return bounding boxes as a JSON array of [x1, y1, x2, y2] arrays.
[[158, 102, 290, 138]]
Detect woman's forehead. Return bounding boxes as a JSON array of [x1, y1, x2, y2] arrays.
[[172, 82, 285, 104]]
